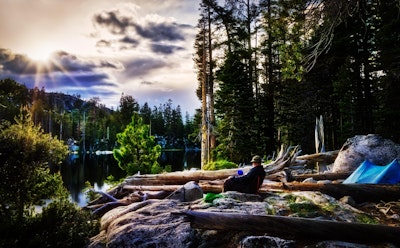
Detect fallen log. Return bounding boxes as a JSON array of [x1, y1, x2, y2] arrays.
[[197, 180, 400, 203], [296, 150, 339, 164], [123, 145, 301, 186], [290, 172, 351, 182], [183, 210, 400, 245], [123, 168, 247, 186], [265, 182, 400, 204], [123, 185, 181, 192]]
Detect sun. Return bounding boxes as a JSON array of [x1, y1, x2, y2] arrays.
[[26, 45, 56, 62]]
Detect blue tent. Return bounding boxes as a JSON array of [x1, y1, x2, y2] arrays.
[[343, 159, 400, 184]]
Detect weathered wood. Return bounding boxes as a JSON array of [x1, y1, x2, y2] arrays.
[[265, 183, 400, 204], [197, 180, 400, 203], [122, 180, 400, 205], [296, 150, 339, 164], [184, 210, 400, 245], [290, 172, 351, 182], [123, 145, 301, 186], [124, 168, 249, 186], [123, 185, 181, 192]]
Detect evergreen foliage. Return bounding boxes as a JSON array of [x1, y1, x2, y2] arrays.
[[0, 110, 96, 247], [195, 0, 400, 160], [113, 112, 162, 175], [0, 109, 68, 221]]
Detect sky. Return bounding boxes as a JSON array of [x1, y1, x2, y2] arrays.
[[0, 0, 201, 115]]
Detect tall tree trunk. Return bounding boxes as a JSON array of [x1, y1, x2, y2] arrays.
[[208, 5, 216, 151], [201, 19, 209, 169]]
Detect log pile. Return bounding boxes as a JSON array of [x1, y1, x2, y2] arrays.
[[86, 145, 400, 211], [85, 145, 400, 246]]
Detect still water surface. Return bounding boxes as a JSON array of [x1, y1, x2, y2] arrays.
[[60, 150, 201, 206]]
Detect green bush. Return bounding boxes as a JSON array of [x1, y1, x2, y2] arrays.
[[29, 199, 99, 248], [0, 110, 68, 221], [0, 110, 97, 247], [0, 199, 99, 248], [203, 159, 238, 170], [113, 113, 162, 175]]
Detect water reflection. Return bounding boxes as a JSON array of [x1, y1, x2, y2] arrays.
[[60, 150, 200, 206], [158, 150, 201, 171]]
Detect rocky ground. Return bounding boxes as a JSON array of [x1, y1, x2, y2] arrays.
[[87, 187, 400, 248], [86, 135, 400, 247]]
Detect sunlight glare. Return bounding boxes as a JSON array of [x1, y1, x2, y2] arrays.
[[27, 46, 55, 62]]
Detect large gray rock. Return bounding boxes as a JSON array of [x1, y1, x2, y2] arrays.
[[166, 181, 203, 202], [240, 236, 295, 248], [332, 134, 400, 173], [88, 199, 198, 248]]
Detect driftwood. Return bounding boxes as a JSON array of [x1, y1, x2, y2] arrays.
[[196, 180, 400, 203], [296, 150, 339, 164], [183, 210, 400, 245], [84, 190, 171, 216], [270, 183, 400, 204], [290, 172, 351, 182], [123, 145, 301, 186]]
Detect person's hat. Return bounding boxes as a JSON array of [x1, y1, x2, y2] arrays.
[[250, 155, 262, 163]]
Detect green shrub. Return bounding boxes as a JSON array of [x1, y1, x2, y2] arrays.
[[113, 113, 161, 175], [203, 159, 237, 170], [27, 199, 99, 248]]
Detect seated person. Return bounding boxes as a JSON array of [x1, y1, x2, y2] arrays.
[[223, 155, 266, 194]]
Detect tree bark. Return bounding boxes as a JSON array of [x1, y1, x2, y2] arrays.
[[265, 182, 400, 204], [197, 180, 400, 203], [290, 172, 351, 182], [123, 145, 301, 186], [183, 210, 400, 245], [296, 150, 339, 164]]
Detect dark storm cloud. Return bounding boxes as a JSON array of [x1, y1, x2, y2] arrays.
[[68, 73, 114, 87], [92, 9, 190, 50], [0, 48, 121, 75], [0, 71, 117, 94], [123, 58, 167, 77], [133, 22, 186, 42], [0, 48, 120, 101], [50, 51, 121, 72], [93, 11, 133, 34], [120, 36, 139, 46], [151, 43, 184, 54], [0, 48, 37, 74]]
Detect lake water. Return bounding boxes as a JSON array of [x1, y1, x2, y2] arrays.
[[60, 150, 201, 206]]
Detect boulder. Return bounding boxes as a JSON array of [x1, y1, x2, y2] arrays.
[[166, 181, 203, 202], [240, 235, 295, 248], [331, 134, 400, 173]]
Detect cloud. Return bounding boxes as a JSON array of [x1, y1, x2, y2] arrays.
[[133, 22, 186, 42], [0, 48, 122, 75], [0, 1, 201, 114], [123, 58, 168, 78], [151, 43, 184, 54], [93, 10, 134, 35], [92, 4, 193, 54], [0, 48, 36, 74], [0, 48, 122, 102]]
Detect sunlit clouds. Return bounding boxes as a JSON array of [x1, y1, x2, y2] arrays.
[[0, 0, 200, 114]]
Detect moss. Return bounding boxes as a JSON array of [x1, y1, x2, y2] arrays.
[[320, 202, 339, 214], [288, 202, 321, 217], [265, 204, 276, 215], [356, 213, 379, 224], [282, 194, 299, 204]]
